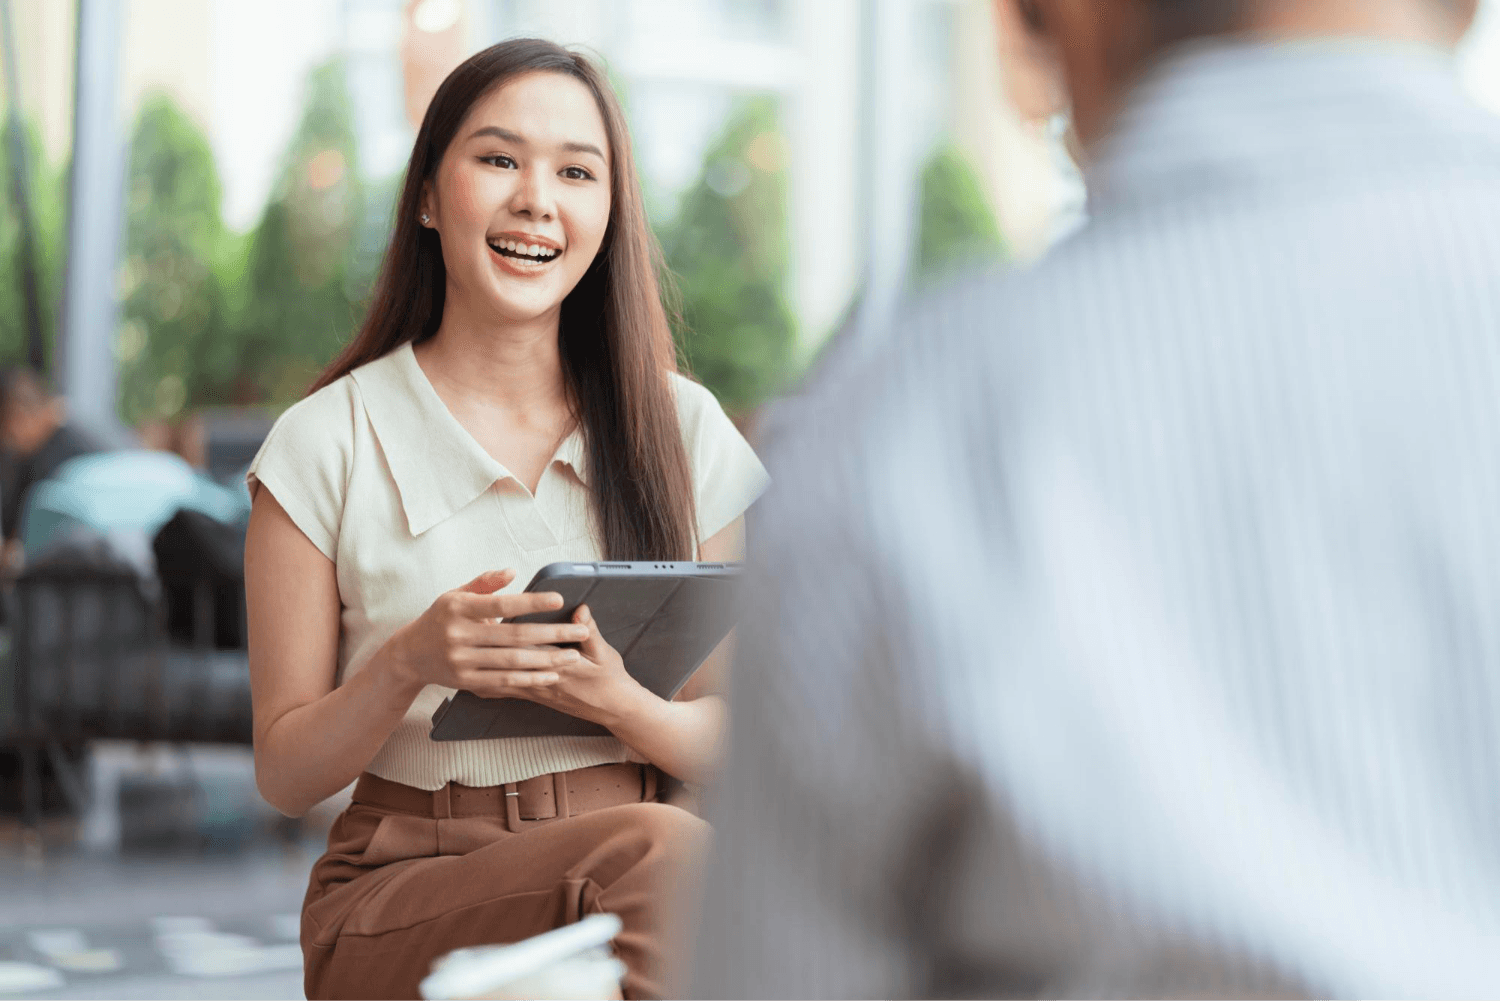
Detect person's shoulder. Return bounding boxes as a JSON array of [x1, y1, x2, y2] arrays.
[[252, 373, 363, 481], [798, 265, 1026, 424], [668, 371, 723, 413], [755, 268, 1028, 514], [246, 374, 363, 557], [295, 369, 362, 412], [667, 371, 738, 439], [270, 373, 362, 438], [883, 238, 1128, 399]]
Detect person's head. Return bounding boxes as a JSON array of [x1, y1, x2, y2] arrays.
[[1009, 0, 1482, 149], [416, 63, 613, 331], [139, 413, 207, 468], [0, 367, 64, 456], [313, 39, 696, 562]]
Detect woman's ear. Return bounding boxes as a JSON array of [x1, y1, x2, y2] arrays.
[[418, 181, 436, 228]]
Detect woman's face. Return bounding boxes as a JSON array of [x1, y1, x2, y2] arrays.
[[422, 71, 613, 326]]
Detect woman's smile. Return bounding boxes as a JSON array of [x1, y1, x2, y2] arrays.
[[487, 230, 563, 277]]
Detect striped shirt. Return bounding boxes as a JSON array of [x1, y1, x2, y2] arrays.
[[693, 39, 1500, 999]]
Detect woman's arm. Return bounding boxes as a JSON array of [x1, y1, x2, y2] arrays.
[[246, 489, 414, 816], [595, 678, 726, 787], [246, 489, 585, 817]]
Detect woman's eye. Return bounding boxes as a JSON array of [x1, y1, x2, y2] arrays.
[[481, 155, 517, 169], [561, 166, 594, 181]]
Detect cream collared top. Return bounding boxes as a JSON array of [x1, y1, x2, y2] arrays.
[[247, 342, 770, 790]]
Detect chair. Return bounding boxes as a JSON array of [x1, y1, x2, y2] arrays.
[[1, 537, 254, 830]]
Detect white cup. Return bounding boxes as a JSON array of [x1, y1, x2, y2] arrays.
[[420, 913, 627, 1001]]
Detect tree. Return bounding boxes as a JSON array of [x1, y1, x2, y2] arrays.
[[909, 142, 1005, 287], [115, 95, 240, 423], [0, 119, 64, 372], [237, 59, 365, 404], [659, 97, 796, 415]]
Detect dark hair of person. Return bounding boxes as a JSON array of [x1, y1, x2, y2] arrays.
[[1146, 0, 1244, 43], [311, 39, 697, 561], [1013, 0, 1242, 48], [1143, 0, 1472, 47]]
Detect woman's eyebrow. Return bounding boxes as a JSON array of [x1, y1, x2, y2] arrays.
[[467, 125, 606, 162]]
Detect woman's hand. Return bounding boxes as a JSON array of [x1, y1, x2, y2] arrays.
[[384, 569, 589, 696], [516, 603, 652, 728]]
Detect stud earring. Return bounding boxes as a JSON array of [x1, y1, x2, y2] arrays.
[[420, 213, 430, 224]]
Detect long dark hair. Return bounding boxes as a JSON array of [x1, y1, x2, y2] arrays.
[[312, 39, 697, 561]]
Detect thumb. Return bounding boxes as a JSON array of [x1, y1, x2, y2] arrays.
[[458, 569, 516, 595], [575, 604, 608, 660]]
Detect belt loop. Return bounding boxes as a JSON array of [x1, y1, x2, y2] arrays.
[[503, 782, 522, 832], [642, 764, 658, 803], [433, 783, 453, 820], [553, 771, 571, 819]]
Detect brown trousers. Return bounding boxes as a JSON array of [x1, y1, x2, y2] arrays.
[[301, 764, 709, 1000]]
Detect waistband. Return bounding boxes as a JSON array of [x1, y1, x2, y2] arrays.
[[353, 763, 660, 833]]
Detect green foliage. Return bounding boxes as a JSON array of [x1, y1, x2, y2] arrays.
[[910, 142, 1004, 286], [0, 120, 65, 371], [236, 59, 366, 404], [9, 66, 822, 425], [658, 97, 796, 415], [117, 61, 368, 422], [6, 62, 371, 424], [116, 95, 242, 423]]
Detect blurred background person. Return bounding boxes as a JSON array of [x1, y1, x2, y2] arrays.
[[0, 366, 105, 570], [136, 412, 208, 470], [691, 0, 1500, 997]]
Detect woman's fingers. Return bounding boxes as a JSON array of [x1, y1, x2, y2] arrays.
[[462, 645, 577, 694], [465, 645, 580, 671], [467, 671, 562, 694], [461, 589, 566, 621], [471, 621, 590, 648], [457, 569, 516, 594], [574, 604, 610, 660]]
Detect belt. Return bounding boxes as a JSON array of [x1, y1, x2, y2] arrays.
[[352, 763, 660, 833]]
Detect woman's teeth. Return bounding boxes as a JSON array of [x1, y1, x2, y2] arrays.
[[490, 239, 559, 261]]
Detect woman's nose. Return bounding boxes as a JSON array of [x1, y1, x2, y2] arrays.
[[508, 168, 556, 220]]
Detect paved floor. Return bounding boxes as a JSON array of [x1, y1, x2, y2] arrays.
[[0, 743, 346, 1000]]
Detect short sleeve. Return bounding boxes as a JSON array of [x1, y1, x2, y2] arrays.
[[673, 374, 771, 544], [245, 377, 359, 560]]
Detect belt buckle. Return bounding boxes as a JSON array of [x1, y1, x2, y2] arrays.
[[503, 783, 523, 832], [503, 776, 562, 832]]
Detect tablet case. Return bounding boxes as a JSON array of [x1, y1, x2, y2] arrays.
[[428, 561, 742, 740]]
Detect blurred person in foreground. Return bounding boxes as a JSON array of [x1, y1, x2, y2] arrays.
[[0, 366, 106, 571], [243, 38, 765, 1001], [692, 0, 1500, 997]]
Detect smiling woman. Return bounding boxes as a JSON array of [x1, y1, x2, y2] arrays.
[[241, 39, 769, 1001], [416, 77, 614, 337], [312, 42, 703, 565]]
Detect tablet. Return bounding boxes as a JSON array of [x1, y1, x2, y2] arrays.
[[429, 561, 743, 740]]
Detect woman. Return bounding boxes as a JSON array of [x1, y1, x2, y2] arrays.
[[244, 39, 768, 1000]]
